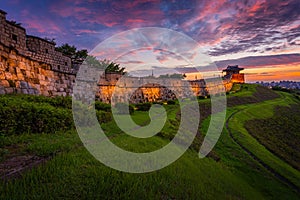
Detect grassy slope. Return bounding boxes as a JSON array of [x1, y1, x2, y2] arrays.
[[244, 103, 300, 170], [227, 91, 300, 189], [0, 130, 262, 199], [0, 85, 299, 199]]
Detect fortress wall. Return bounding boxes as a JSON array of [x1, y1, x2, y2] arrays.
[[0, 9, 240, 102], [0, 10, 75, 75], [0, 43, 75, 96], [0, 20, 27, 55], [0, 10, 77, 96], [26, 36, 74, 74], [96, 74, 215, 104]]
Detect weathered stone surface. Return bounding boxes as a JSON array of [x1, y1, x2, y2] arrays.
[[21, 89, 28, 94], [0, 86, 5, 94], [1, 80, 10, 87], [20, 81, 29, 88], [0, 72, 6, 80], [5, 87, 15, 94]]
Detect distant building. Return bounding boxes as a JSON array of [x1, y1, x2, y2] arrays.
[[222, 65, 245, 83]]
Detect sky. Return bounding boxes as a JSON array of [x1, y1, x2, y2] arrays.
[[1, 0, 300, 82]]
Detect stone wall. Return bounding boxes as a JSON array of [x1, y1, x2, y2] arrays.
[[0, 43, 75, 96], [0, 15, 27, 55], [95, 73, 232, 104], [0, 9, 76, 96], [0, 10, 74, 75], [26, 36, 74, 74]]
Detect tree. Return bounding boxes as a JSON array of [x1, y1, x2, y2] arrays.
[[55, 43, 88, 61], [84, 55, 104, 68], [44, 37, 56, 45], [104, 60, 126, 74], [84, 56, 126, 75], [75, 49, 88, 60], [55, 43, 77, 57]]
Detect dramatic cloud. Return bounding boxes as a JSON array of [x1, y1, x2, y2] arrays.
[[1, 0, 300, 81], [214, 53, 300, 69], [204, 0, 300, 56]]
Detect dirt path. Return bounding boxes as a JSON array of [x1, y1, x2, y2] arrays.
[[0, 154, 50, 180]]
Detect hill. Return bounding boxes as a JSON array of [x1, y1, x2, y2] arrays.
[[0, 84, 299, 199]]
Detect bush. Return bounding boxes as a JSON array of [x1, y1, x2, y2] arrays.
[[95, 101, 111, 112], [96, 110, 113, 123], [135, 102, 152, 111], [167, 100, 176, 105], [0, 100, 73, 135], [3, 94, 72, 109], [0, 95, 113, 135], [113, 103, 134, 115]]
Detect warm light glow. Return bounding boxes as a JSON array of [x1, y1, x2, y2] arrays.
[[243, 63, 300, 82]]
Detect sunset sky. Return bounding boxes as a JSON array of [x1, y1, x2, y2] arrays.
[[1, 0, 300, 82]]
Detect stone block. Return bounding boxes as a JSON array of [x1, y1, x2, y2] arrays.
[[21, 88, 29, 94], [0, 71, 5, 79], [19, 61, 27, 70], [28, 88, 37, 95], [17, 73, 24, 80], [5, 87, 15, 94], [8, 53, 17, 60], [1, 80, 10, 87], [0, 86, 5, 94], [20, 81, 29, 88], [34, 89, 40, 95], [5, 72, 12, 80], [16, 88, 22, 94]]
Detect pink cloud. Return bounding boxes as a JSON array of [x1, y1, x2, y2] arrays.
[[182, 0, 227, 29], [22, 17, 62, 34], [49, 1, 164, 28]]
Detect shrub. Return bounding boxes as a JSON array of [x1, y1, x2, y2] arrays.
[[0, 100, 73, 135], [3, 94, 72, 109], [95, 101, 111, 112], [135, 102, 152, 111], [0, 95, 114, 135], [167, 100, 176, 105], [113, 103, 134, 115], [197, 96, 205, 100], [96, 110, 113, 123]]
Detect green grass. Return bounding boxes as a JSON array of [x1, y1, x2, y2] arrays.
[[200, 108, 299, 199], [245, 103, 300, 170], [0, 85, 300, 199], [0, 131, 264, 200], [228, 83, 256, 97], [227, 91, 300, 189]]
